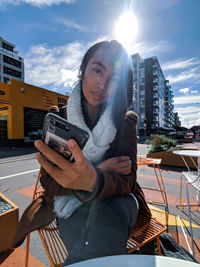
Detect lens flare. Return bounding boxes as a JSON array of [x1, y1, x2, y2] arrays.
[[115, 12, 138, 52]]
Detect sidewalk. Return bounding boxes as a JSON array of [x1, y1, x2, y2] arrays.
[[0, 145, 37, 160]]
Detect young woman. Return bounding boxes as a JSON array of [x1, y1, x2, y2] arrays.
[[12, 40, 151, 265]]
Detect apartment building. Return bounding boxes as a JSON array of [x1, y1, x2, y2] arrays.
[[0, 37, 24, 84], [131, 53, 175, 135]]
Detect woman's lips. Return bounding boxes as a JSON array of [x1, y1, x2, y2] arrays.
[[92, 92, 102, 100]]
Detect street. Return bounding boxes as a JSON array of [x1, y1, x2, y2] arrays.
[[0, 144, 199, 265]]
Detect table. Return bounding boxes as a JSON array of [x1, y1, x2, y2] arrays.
[[137, 157, 167, 207], [173, 150, 200, 257], [173, 150, 200, 172], [68, 255, 199, 267]]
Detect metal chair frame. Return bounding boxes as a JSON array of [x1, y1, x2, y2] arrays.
[[127, 215, 167, 255], [176, 171, 200, 257], [137, 157, 168, 207], [25, 170, 68, 267], [25, 170, 167, 266]]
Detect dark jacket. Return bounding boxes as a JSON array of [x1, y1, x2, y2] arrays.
[[12, 108, 151, 249]]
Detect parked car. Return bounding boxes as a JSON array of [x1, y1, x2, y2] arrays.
[[28, 129, 43, 140]]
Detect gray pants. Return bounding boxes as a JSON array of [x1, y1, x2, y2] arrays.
[[57, 194, 139, 265]]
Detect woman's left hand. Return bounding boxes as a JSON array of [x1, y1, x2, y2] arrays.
[[34, 139, 97, 192]]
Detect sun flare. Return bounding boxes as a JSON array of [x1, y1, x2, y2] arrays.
[[114, 12, 138, 53]]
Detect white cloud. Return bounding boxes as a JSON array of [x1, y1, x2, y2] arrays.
[[128, 40, 174, 57], [174, 95, 200, 105], [175, 105, 200, 115], [175, 104, 200, 127], [191, 90, 198, 94], [24, 36, 107, 94], [179, 112, 200, 120], [175, 106, 200, 128], [55, 18, 92, 33], [178, 87, 190, 95], [179, 112, 200, 128], [25, 41, 84, 94], [166, 67, 200, 84], [179, 116, 200, 128], [162, 57, 200, 71], [0, 0, 75, 8]]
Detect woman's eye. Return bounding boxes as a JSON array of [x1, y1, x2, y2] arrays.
[[93, 67, 102, 75]]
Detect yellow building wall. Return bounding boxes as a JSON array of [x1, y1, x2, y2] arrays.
[[0, 79, 69, 140]]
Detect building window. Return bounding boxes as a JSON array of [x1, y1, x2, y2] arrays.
[[140, 107, 145, 113], [140, 62, 144, 68], [140, 98, 145, 107], [140, 114, 145, 120], [140, 77, 145, 84], [3, 55, 21, 68], [3, 66, 21, 79], [2, 42, 13, 52], [140, 90, 145, 96], [140, 85, 145, 95], [3, 77, 10, 83], [140, 68, 145, 77]]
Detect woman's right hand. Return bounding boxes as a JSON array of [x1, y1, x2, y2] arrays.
[[97, 156, 132, 175]]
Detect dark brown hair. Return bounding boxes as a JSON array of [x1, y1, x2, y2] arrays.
[[78, 40, 133, 129]]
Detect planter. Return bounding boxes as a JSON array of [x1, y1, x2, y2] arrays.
[[0, 193, 19, 252], [147, 150, 197, 169], [176, 137, 193, 143]]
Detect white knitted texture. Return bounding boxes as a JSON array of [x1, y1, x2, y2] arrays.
[[67, 82, 117, 163]]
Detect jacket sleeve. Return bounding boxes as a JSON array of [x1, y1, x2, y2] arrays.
[[40, 167, 73, 197], [97, 110, 138, 199], [74, 110, 138, 202]]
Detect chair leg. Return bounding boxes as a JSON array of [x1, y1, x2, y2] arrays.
[[156, 236, 162, 256], [185, 182, 195, 257], [25, 234, 30, 267]]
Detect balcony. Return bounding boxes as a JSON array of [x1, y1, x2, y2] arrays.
[[153, 70, 158, 76], [153, 86, 159, 92], [153, 116, 159, 122], [153, 78, 158, 84], [153, 93, 159, 99], [153, 108, 159, 114], [153, 101, 159, 107]]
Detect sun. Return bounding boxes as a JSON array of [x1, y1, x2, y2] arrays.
[[114, 12, 138, 53]]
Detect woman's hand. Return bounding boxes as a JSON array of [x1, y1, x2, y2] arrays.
[[98, 156, 132, 175], [34, 139, 97, 192]]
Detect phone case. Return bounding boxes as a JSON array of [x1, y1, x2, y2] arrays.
[[42, 113, 89, 161]]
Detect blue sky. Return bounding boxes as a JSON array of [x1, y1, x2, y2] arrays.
[[0, 0, 200, 128]]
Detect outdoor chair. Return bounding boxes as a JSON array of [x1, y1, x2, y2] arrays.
[[25, 170, 167, 266], [176, 170, 200, 257], [127, 212, 167, 255], [174, 143, 200, 257], [137, 156, 168, 208], [25, 170, 68, 267]]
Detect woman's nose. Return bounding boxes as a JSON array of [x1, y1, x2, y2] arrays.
[[98, 77, 107, 90]]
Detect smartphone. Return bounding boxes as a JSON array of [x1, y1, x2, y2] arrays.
[[42, 113, 89, 162]]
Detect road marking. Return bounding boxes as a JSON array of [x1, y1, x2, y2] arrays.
[[149, 204, 200, 228], [0, 169, 40, 180]]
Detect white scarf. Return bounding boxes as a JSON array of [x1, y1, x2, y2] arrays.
[[54, 82, 117, 218]]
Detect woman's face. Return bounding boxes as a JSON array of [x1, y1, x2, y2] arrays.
[[82, 51, 115, 107]]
